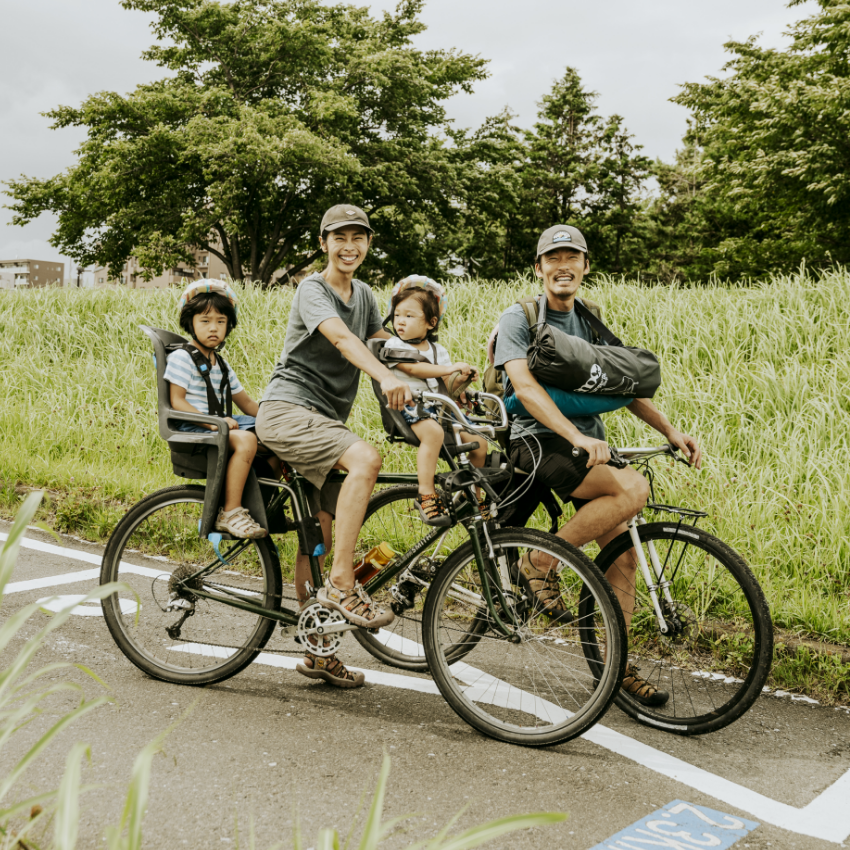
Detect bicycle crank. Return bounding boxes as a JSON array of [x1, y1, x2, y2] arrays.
[[296, 602, 352, 657]]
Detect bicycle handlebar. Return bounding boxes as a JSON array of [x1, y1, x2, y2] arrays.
[[571, 442, 688, 468], [411, 389, 509, 435]]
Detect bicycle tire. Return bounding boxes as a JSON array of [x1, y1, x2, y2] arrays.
[[352, 485, 484, 671], [585, 521, 773, 735], [422, 527, 627, 746], [100, 485, 282, 686]]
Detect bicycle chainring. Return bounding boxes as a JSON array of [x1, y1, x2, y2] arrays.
[[296, 602, 345, 657]]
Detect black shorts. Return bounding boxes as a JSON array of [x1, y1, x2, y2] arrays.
[[509, 432, 592, 504]]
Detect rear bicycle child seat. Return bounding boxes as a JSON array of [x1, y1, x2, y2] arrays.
[[140, 324, 269, 538]]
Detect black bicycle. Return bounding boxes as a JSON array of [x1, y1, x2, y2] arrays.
[[100, 326, 627, 747]]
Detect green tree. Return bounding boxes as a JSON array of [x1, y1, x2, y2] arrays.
[[454, 68, 650, 279], [445, 109, 527, 278], [5, 0, 486, 285], [673, 0, 850, 277], [522, 68, 600, 235], [585, 114, 651, 275]]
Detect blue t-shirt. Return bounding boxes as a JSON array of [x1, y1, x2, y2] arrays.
[[494, 298, 606, 442], [164, 348, 244, 415]]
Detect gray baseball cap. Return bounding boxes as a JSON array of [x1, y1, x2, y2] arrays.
[[536, 225, 588, 259], [320, 204, 373, 235]]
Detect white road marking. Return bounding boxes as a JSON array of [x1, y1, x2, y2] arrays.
[[4, 532, 850, 844], [37, 594, 139, 617], [171, 644, 442, 695]]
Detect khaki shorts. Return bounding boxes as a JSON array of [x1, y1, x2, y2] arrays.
[[256, 400, 363, 516]]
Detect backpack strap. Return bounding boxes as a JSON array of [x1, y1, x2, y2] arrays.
[[176, 344, 233, 418], [517, 295, 540, 328]]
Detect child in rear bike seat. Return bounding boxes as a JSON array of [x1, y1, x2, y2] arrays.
[[163, 281, 267, 539], [383, 276, 487, 526]]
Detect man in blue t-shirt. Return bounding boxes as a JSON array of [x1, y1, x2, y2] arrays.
[[495, 224, 702, 707]]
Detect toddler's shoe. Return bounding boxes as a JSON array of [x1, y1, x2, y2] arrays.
[[215, 507, 267, 539], [415, 492, 452, 527]]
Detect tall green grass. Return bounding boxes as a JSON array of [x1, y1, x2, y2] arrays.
[[0, 271, 848, 649]]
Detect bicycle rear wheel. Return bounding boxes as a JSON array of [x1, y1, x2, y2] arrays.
[[353, 485, 476, 671], [586, 522, 773, 735], [422, 528, 626, 747], [100, 485, 282, 685]]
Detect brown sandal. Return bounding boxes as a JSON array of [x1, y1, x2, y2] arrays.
[[317, 578, 394, 628], [515, 553, 574, 624], [622, 664, 668, 707], [415, 493, 452, 527], [296, 652, 365, 688]]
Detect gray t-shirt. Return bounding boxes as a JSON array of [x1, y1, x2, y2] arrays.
[[494, 298, 606, 442], [262, 273, 383, 422]]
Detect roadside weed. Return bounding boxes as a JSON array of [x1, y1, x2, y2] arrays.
[[287, 754, 566, 850]]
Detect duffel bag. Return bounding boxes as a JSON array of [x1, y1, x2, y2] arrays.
[[527, 297, 661, 398]]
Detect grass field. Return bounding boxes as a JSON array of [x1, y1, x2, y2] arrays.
[[1, 270, 848, 698]]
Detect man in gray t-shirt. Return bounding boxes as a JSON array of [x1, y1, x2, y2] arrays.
[[263, 271, 384, 422], [256, 204, 412, 689], [496, 224, 702, 708]]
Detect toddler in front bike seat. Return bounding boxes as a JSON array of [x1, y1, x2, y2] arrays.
[[164, 281, 267, 539], [383, 276, 486, 526]]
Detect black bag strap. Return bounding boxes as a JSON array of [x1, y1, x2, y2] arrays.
[[573, 299, 623, 348], [530, 294, 623, 348], [177, 344, 232, 418]]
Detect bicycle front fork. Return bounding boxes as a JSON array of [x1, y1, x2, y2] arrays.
[[625, 517, 677, 634]]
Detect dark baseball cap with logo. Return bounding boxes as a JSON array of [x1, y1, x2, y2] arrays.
[[536, 225, 588, 260], [320, 204, 373, 235]]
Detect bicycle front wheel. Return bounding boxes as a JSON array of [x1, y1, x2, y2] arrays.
[[352, 485, 475, 672], [422, 528, 626, 747], [100, 485, 282, 686], [587, 522, 773, 735]]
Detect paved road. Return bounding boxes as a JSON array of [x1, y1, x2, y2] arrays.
[[2, 521, 849, 849]]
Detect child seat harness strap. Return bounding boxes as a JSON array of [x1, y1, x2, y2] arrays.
[[176, 344, 233, 418]]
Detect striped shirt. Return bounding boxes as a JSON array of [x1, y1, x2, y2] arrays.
[[163, 348, 244, 415]]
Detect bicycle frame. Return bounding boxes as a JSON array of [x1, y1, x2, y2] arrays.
[[172, 389, 521, 638], [611, 445, 707, 635]]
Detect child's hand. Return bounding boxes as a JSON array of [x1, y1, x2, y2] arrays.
[[224, 417, 239, 430], [451, 362, 479, 381]]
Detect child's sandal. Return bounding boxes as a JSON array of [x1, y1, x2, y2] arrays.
[[515, 553, 574, 624], [415, 493, 452, 527], [478, 494, 492, 522], [215, 507, 267, 539]]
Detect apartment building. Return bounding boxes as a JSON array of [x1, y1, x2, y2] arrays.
[[0, 259, 65, 288], [93, 246, 231, 289]]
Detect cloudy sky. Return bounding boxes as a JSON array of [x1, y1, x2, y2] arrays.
[[1, 0, 816, 277]]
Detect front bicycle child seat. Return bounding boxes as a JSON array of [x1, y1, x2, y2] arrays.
[[365, 338, 468, 463], [140, 325, 268, 538]]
